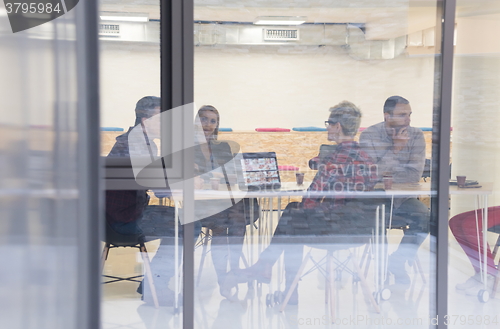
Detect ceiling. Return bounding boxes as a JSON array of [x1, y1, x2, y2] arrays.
[[98, 0, 500, 39]]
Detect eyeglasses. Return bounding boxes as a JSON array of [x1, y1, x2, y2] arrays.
[[324, 120, 337, 128]]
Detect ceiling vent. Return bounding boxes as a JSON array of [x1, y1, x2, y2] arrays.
[[263, 28, 299, 41], [99, 23, 120, 36]]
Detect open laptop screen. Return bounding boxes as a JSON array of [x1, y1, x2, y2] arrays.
[[239, 152, 281, 190]]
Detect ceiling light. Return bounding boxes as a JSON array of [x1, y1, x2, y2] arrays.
[[254, 16, 307, 26], [100, 12, 149, 22]]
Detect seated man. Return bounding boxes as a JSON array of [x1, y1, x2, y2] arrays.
[[222, 101, 378, 303], [359, 95, 430, 285], [105, 96, 200, 306]]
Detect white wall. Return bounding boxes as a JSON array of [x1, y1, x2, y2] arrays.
[[100, 41, 161, 129], [100, 43, 436, 130], [450, 16, 500, 215]]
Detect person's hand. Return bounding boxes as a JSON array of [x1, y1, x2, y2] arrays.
[[391, 127, 409, 153], [211, 172, 224, 179], [194, 176, 204, 190], [194, 163, 204, 189]]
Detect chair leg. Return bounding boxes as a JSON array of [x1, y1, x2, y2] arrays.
[[279, 250, 312, 312], [359, 243, 370, 270], [350, 252, 380, 314], [492, 236, 500, 261], [325, 254, 329, 304], [327, 251, 336, 322], [239, 252, 249, 269], [490, 235, 500, 299], [414, 255, 427, 284], [492, 259, 500, 299], [139, 243, 159, 309], [101, 243, 110, 274], [196, 227, 211, 287]]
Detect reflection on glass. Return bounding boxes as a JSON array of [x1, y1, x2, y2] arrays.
[[222, 101, 378, 306], [195, 1, 439, 328], [360, 96, 430, 286], [105, 97, 182, 307], [194, 105, 251, 298], [101, 97, 184, 327]]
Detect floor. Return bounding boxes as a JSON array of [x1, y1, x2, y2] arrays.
[[102, 217, 500, 329]]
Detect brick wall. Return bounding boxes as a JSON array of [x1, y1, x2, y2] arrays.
[[102, 130, 436, 182]]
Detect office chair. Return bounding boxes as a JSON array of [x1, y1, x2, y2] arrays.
[[421, 159, 431, 182], [386, 213, 427, 284], [262, 203, 384, 320], [273, 237, 381, 319], [195, 199, 260, 287], [488, 225, 500, 298], [101, 219, 159, 308]]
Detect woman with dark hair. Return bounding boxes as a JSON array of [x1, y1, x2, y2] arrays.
[[195, 105, 249, 297]]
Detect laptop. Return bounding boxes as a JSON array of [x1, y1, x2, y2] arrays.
[[237, 152, 282, 191]]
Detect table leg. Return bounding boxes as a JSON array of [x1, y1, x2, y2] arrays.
[[174, 201, 179, 312], [269, 197, 274, 247], [382, 204, 386, 287], [483, 194, 488, 290], [375, 206, 380, 301]]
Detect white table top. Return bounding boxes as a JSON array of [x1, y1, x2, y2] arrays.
[[169, 181, 438, 200], [449, 182, 493, 195], [157, 181, 494, 200]]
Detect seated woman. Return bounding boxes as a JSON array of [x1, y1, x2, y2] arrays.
[[449, 207, 500, 295], [195, 105, 253, 297], [222, 101, 377, 302]]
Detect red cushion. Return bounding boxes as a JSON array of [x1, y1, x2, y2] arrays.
[[255, 128, 291, 132], [278, 165, 300, 171]]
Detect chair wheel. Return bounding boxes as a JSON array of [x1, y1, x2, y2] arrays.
[[478, 289, 490, 303], [352, 281, 359, 294], [274, 290, 283, 305], [266, 293, 274, 307], [380, 288, 391, 301]]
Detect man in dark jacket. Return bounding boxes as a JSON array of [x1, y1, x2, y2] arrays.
[[105, 96, 196, 306]]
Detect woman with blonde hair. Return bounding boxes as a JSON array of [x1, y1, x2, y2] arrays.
[[195, 105, 251, 298], [223, 101, 377, 303]]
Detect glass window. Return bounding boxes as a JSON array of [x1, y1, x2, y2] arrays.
[[193, 1, 441, 327], [98, 2, 186, 328], [448, 0, 500, 324]]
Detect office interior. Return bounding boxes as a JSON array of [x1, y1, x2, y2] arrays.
[[3, 0, 500, 328]]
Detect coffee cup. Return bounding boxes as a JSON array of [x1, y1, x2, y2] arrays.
[[383, 175, 393, 190], [296, 172, 305, 185], [210, 177, 220, 190], [227, 174, 237, 186], [456, 175, 466, 188]]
